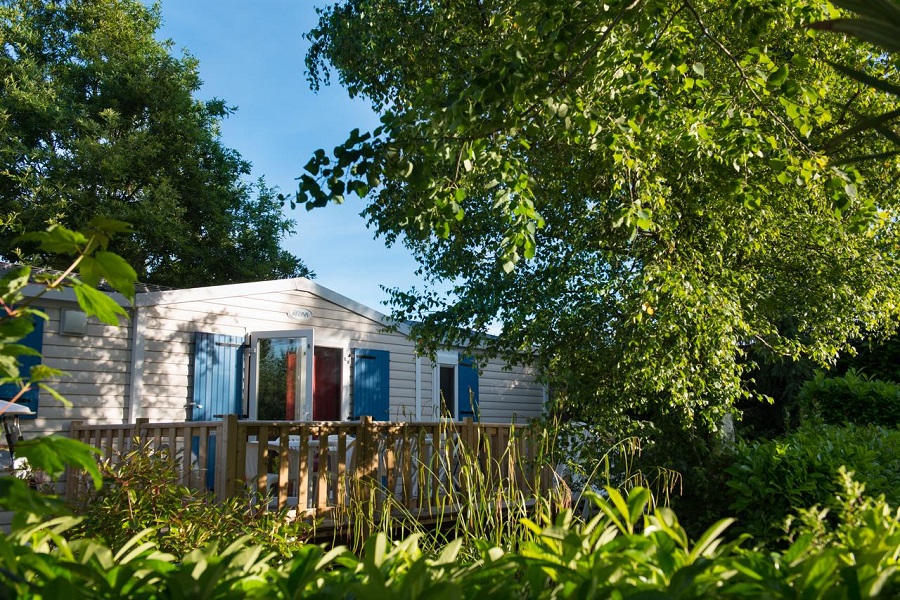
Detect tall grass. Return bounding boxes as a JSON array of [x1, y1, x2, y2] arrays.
[[328, 416, 681, 556]]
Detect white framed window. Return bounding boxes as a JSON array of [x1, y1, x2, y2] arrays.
[[433, 350, 458, 419], [248, 329, 314, 420]]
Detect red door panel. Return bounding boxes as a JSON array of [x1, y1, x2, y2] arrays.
[[313, 347, 341, 421]]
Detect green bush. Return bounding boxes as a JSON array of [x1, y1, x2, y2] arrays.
[[724, 422, 900, 545], [69, 444, 312, 559], [795, 369, 900, 427], [5, 484, 900, 598]]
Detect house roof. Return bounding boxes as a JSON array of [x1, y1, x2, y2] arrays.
[[3, 260, 410, 336], [135, 277, 411, 335]]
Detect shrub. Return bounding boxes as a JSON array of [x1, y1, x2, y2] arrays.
[[794, 369, 900, 427], [6, 483, 900, 598], [69, 443, 312, 559], [724, 422, 900, 546]]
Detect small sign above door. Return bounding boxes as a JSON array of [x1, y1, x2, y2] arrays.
[[287, 308, 313, 322]]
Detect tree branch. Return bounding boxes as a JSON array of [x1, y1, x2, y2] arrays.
[[681, 0, 814, 156]]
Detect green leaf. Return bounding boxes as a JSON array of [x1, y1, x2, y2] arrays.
[[72, 283, 128, 325], [769, 64, 789, 87], [0, 476, 68, 515], [28, 364, 66, 384], [36, 383, 72, 408], [16, 435, 102, 488], [434, 539, 463, 565], [0, 319, 35, 344], [688, 518, 735, 562], [85, 217, 133, 236], [90, 252, 137, 302], [0, 267, 31, 299], [348, 180, 370, 197], [625, 487, 652, 527], [366, 532, 389, 570], [603, 487, 632, 533], [16, 225, 88, 255]]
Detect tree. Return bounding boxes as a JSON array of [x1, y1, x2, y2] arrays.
[[301, 0, 900, 431], [810, 0, 900, 160], [0, 0, 312, 287]]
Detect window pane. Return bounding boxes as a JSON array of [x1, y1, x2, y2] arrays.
[[439, 365, 455, 418], [257, 337, 308, 420]]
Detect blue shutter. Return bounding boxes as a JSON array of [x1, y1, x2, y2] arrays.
[[353, 348, 389, 420], [0, 317, 43, 418], [191, 332, 244, 490], [192, 332, 244, 420], [458, 355, 479, 422]]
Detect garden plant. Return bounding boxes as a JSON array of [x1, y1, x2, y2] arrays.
[[3, 0, 900, 596]]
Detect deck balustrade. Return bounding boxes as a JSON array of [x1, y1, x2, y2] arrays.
[[66, 415, 552, 524]]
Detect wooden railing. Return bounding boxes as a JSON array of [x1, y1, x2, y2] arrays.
[[67, 416, 551, 522], [66, 418, 221, 499]]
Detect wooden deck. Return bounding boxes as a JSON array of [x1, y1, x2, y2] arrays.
[[66, 416, 553, 529]]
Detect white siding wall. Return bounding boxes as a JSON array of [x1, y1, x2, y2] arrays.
[[477, 359, 545, 422], [136, 288, 425, 422], [22, 301, 133, 437], [18, 280, 545, 436], [419, 357, 544, 423]]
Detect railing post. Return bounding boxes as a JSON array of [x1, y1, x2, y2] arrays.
[[69, 420, 84, 440], [354, 416, 378, 523], [462, 417, 474, 452], [133, 417, 149, 451], [217, 414, 239, 502], [64, 420, 85, 501]]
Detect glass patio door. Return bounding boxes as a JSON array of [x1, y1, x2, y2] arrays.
[[249, 330, 314, 421]]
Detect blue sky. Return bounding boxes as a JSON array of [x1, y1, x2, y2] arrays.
[[154, 2, 424, 312]]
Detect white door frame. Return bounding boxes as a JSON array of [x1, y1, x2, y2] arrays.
[[247, 329, 314, 420]]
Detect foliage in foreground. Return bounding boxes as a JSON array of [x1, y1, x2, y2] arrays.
[[69, 444, 313, 559], [3, 481, 900, 598]]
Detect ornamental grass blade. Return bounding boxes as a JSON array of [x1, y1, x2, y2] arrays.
[[688, 518, 735, 563], [602, 487, 631, 534], [829, 149, 900, 167], [831, 0, 900, 24], [826, 62, 900, 99], [811, 18, 900, 53]]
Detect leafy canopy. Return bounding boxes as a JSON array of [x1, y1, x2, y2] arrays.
[[302, 0, 900, 429], [0, 0, 312, 287]]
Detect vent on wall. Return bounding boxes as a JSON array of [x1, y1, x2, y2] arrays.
[[60, 309, 87, 336]]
